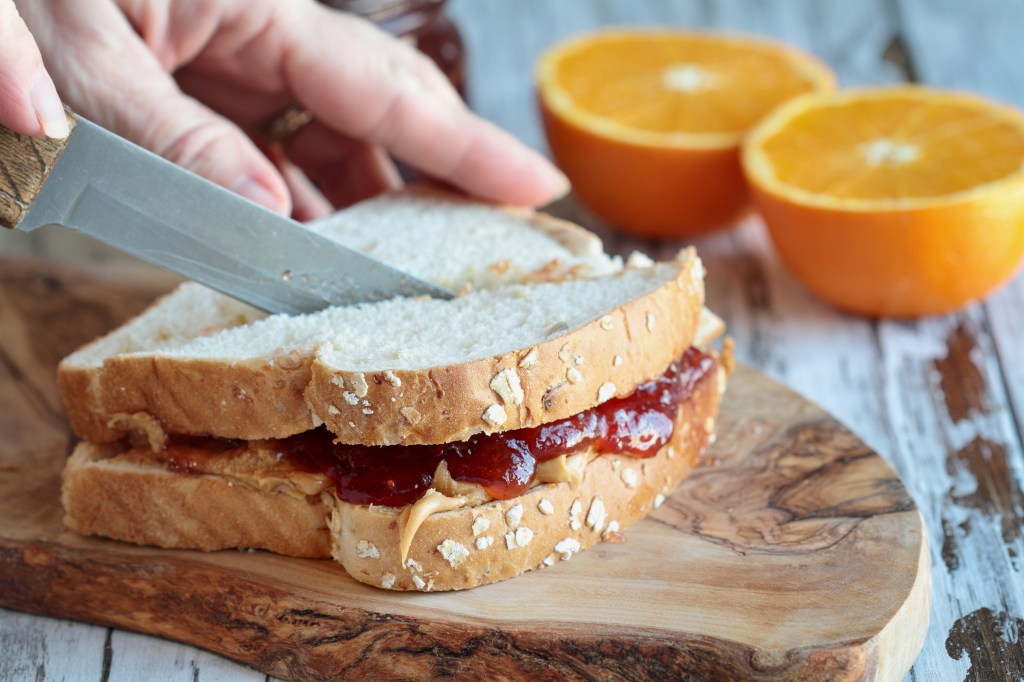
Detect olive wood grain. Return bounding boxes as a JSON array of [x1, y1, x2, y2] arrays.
[[0, 257, 931, 681], [0, 112, 75, 229]]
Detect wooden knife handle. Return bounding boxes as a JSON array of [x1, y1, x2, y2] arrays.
[[0, 109, 76, 230]]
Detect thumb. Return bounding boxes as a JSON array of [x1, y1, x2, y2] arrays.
[[0, 0, 68, 138], [28, 0, 289, 214]]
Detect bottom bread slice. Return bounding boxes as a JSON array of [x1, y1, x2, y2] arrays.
[[61, 360, 724, 590], [61, 443, 333, 558]]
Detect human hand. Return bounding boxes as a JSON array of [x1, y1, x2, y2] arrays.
[[0, 0, 68, 139], [16, 0, 568, 218]]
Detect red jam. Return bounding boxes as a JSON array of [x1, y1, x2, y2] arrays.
[[163, 347, 717, 507]]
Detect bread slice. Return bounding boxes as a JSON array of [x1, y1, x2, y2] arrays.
[[58, 186, 621, 445], [61, 443, 332, 558], [59, 250, 705, 446], [306, 186, 621, 290], [60, 342, 726, 590]]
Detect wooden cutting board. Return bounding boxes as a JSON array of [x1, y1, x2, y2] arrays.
[[0, 257, 929, 681]]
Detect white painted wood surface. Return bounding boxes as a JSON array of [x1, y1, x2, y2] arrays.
[[2, 1, 1022, 680]]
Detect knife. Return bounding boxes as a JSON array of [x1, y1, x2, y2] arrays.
[[0, 111, 452, 314]]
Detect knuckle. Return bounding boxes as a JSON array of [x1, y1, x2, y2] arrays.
[[155, 116, 235, 174]]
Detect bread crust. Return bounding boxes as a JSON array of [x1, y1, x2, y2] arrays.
[[310, 250, 704, 445], [61, 443, 332, 558], [330, 361, 722, 590]]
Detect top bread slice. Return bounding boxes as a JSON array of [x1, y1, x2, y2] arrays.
[[59, 187, 621, 444], [57, 188, 705, 446]]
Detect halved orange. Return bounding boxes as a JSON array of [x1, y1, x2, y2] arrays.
[[743, 87, 1024, 317], [536, 30, 834, 237]]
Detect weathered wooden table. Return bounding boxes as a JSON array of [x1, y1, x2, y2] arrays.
[[2, 1, 1021, 680]]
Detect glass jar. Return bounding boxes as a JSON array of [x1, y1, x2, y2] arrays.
[[321, 0, 466, 97]]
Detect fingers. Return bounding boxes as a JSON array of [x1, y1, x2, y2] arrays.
[[20, 0, 290, 213], [285, 120, 401, 210], [283, 7, 568, 207], [0, 1, 68, 137]]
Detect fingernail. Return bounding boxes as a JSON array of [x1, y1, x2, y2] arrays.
[[233, 176, 288, 213], [551, 168, 572, 201], [30, 72, 69, 139]]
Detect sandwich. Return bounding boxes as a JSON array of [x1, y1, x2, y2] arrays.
[[57, 188, 732, 591]]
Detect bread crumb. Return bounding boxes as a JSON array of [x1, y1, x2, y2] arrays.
[[573, 354, 584, 367], [606, 520, 620, 534], [666, 446, 676, 459], [613, 355, 623, 367], [542, 555, 555, 567], [646, 313, 656, 332], [621, 468, 638, 489], [412, 575, 426, 590], [587, 497, 606, 533], [570, 519, 582, 531], [475, 536, 493, 550], [380, 573, 396, 589], [349, 421, 356, 428], [482, 404, 508, 427], [554, 538, 581, 560], [569, 499, 582, 517], [362, 407, 374, 415], [405, 558, 422, 572], [709, 433, 718, 445], [610, 458, 621, 472], [599, 315, 614, 331], [566, 367, 583, 384], [516, 527, 534, 547], [330, 375, 344, 388], [401, 406, 422, 426], [437, 539, 469, 568], [704, 416, 715, 433], [654, 493, 666, 508], [490, 368, 524, 406], [361, 399, 370, 407], [327, 405, 340, 416], [342, 391, 359, 406], [356, 540, 379, 559], [383, 370, 402, 387], [505, 531, 517, 549], [351, 373, 369, 398], [538, 499, 555, 515], [597, 382, 616, 403], [505, 503, 524, 529], [519, 348, 538, 369], [472, 517, 490, 536]]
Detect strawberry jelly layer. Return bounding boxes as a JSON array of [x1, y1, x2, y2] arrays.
[[164, 347, 717, 508]]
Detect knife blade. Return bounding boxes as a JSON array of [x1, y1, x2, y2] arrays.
[[0, 111, 452, 314]]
